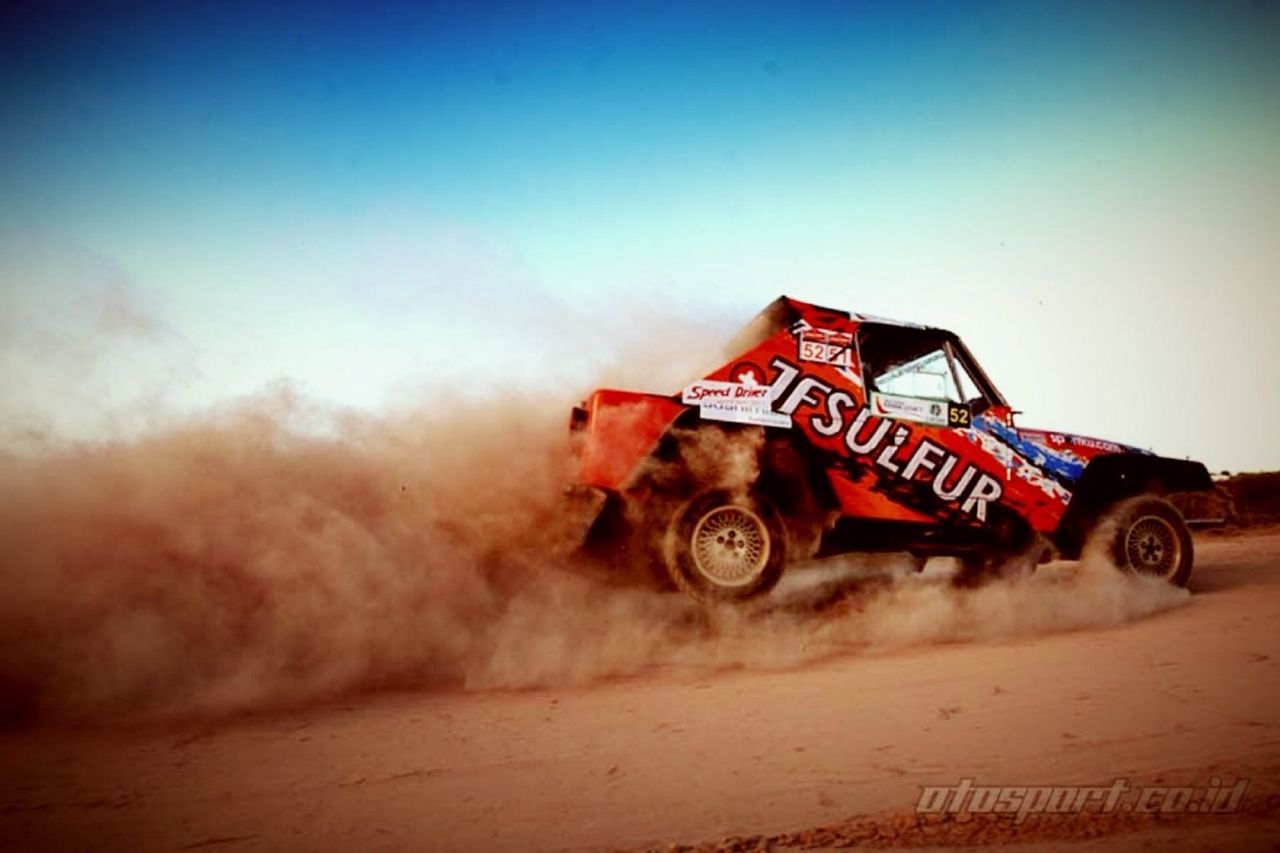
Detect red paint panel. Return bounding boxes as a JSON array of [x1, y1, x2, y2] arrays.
[[576, 390, 687, 490]]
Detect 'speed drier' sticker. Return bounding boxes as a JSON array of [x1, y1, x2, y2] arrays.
[[682, 380, 792, 428]]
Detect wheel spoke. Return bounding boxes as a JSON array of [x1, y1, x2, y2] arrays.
[[691, 505, 771, 588], [1124, 515, 1181, 579]]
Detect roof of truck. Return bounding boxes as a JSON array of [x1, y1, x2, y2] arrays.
[[778, 295, 933, 331], [721, 295, 951, 365]]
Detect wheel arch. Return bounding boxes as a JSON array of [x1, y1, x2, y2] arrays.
[[634, 414, 839, 560], [1053, 453, 1213, 558]]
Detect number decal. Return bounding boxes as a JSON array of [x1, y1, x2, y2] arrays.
[[948, 406, 970, 427], [797, 329, 854, 367]]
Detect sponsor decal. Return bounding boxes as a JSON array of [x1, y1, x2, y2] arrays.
[[790, 319, 862, 386], [763, 356, 1003, 521], [728, 360, 766, 386], [1068, 435, 1125, 453], [1039, 429, 1126, 455], [682, 379, 772, 404], [682, 379, 792, 429], [966, 423, 1073, 502], [797, 327, 855, 367], [871, 392, 948, 427], [696, 404, 793, 428], [974, 417, 1085, 487]]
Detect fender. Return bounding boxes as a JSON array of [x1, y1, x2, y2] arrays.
[[1054, 453, 1213, 557], [573, 390, 687, 490]]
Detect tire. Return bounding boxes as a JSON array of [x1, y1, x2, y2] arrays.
[[1104, 495, 1194, 586], [663, 489, 787, 603]]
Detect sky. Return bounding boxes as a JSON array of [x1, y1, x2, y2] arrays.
[[1, 0, 1278, 470]]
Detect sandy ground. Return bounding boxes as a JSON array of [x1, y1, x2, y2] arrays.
[[2, 529, 1278, 852]]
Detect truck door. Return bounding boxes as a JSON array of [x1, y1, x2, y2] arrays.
[[845, 324, 1009, 524]]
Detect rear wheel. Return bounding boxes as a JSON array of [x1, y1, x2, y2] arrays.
[[1103, 495, 1193, 586], [664, 489, 787, 602]]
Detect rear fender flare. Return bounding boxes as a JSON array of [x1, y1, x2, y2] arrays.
[[635, 417, 838, 559]]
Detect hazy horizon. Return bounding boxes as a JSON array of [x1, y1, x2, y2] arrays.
[[2, 1, 1278, 472]]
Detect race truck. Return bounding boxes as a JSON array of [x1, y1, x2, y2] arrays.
[[567, 297, 1213, 602]]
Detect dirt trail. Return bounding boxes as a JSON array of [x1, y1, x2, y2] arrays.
[[2, 529, 1278, 851]]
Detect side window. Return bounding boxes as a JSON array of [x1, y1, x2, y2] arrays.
[[859, 326, 991, 425], [874, 348, 961, 402]]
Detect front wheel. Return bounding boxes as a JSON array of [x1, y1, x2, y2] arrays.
[[664, 489, 787, 602], [1104, 495, 1194, 586]]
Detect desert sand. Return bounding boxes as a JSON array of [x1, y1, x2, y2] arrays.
[[1, 528, 1277, 852]]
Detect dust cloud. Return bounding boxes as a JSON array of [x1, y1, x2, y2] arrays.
[[0, 389, 1188, 723], [473, 527, 1189, 689]]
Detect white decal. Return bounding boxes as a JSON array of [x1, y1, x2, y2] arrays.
[[682, 379, 792, 428], [682, 379, 772, 405], [1069, 435, 1124, 452], [871, 392, 948, 427], [798, 327, 855, 367], [696, 402, 793, 428]]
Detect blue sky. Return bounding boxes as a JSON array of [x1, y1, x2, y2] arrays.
[[1, 1, 1278, 470]]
